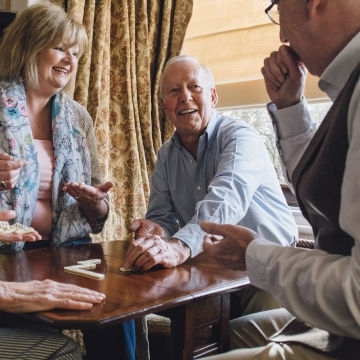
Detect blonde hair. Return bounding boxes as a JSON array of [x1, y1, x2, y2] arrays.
[[0, 1, 88, 89]]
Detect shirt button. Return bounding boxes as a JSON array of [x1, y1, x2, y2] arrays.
[[196, 186, 201, 191]]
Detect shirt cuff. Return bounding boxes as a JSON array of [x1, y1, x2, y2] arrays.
[[245, 237, 277, 291], [268, 98, 313, 138], [173, 222, 206, 257]]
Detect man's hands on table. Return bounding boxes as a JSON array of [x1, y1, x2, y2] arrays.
[[123, 219, 190, 271]]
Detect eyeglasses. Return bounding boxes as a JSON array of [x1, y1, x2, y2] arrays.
[[265, 0, 280, 25]]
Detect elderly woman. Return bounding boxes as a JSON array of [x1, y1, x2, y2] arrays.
[[0, 2, 135, 359]]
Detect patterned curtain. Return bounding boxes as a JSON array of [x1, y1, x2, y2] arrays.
[[53, 0, 193, 241]]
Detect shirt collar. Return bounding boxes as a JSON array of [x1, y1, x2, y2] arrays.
[[172, 110, 218, 148], [203, 110, 219, 141], [319, 32, 360, 101]]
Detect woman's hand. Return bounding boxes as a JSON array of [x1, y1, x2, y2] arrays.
[[0, 210, 41, 243], [0, 279, 105, 313], [0, 153, 26, 191], [62, 181, 115, 221]]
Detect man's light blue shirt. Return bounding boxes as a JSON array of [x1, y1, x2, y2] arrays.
[[146, 111, 298, 256]]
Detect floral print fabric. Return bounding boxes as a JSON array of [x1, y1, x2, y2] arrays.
[[0, 79, 102, 250]]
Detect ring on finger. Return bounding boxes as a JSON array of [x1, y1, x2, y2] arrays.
[[73, 193, 80, 199]]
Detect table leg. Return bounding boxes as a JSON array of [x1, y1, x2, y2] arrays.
[[167, 293, 231, 360]]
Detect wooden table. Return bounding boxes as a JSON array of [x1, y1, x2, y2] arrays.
[[0, 241, 249, 359]]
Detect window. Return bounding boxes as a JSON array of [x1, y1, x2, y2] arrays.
[[219, 100, 331, 184], [219, 100, 332, 240]]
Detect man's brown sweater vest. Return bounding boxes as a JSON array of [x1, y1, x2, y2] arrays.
[[289, 63, 360, 358], [293, 64, 360, 255]]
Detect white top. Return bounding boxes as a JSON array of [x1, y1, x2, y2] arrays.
[[246, 32, 360, 339]]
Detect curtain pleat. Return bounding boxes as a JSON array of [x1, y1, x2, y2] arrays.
[[58, 0, 192, 241]]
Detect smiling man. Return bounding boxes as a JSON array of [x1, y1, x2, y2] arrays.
[[124, 55, 297, 319]]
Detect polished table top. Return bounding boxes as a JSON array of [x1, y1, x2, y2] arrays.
[[0, 240, 249, 330]]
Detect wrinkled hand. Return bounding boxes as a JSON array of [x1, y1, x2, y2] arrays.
[[63, 181, 114, 204], [0, 279, 105, 313], [0, 153, 26, 191], [0, 210, 41, 243], [261, 45, 308, 109], [122, 236, 190, 271], [129, 219, 165, 239], [62, 181, 114, 221], [201, 222, 256, 271]]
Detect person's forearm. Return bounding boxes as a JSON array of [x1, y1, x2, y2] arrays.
[[168, 238, 191, 265], [268, 99, 317, 183], [81, 198, 109, 222]]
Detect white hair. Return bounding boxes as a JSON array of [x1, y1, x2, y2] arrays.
[[160, 55, 215, 98]]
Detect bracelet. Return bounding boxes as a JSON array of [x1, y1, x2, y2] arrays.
[[0, 241, 24, 252], [89, 214, 108, 234]]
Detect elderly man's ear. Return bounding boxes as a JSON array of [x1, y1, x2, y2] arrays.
[[211, 88, 218, 107], [306, 0, 325, 20]]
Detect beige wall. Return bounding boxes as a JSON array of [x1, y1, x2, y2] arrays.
[[216, 76, 327, 109]]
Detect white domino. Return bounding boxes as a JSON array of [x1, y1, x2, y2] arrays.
[[68, 264, 97, 270], [64, 259, 104, 279], [64, 266, 105, 280], [119, 267, 132, 272], [0, 221, 35, 234], [77, 259, 102, 265]]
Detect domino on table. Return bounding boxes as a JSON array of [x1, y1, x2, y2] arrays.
[[77, 259, 102, 265], [64, 265, 105, 280]]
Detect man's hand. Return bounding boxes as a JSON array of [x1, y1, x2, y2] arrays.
[[122, 236, 190, 271], [261, 45, 308, 109], [201, 222, 256, 271], [128, 219, 165, 239]]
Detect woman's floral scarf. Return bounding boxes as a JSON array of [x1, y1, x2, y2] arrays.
[[0, 79, 92, 250]]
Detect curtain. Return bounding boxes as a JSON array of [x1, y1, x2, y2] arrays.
[[56, 0, 193, 241]]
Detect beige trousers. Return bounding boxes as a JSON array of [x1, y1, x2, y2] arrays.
[[202, 308, 339, 360]]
